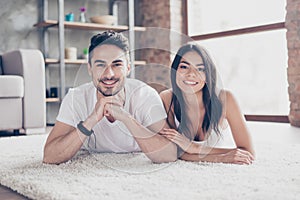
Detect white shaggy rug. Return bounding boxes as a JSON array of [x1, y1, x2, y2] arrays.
[[0, 134, 300, 200]]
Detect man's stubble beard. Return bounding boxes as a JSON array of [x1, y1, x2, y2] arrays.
[[96, 79, 125, 97]]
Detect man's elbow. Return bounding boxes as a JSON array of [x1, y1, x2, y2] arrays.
[[149, 144, 178, 163], [152, 155, 177, 163], [43, 152, 58, 164], [43, 148, 64, 165]]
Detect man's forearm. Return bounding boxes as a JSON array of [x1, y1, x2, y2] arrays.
[[122, 116, 177, 163], [44, 115, 98, 164], [43, 129, 87, 164]]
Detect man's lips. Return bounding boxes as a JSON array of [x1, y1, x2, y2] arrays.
[[99, 79, 119, 87]]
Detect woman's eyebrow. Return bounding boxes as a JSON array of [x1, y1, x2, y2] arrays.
[[180, 60, 190, 65], [196, 63, 205, 67]]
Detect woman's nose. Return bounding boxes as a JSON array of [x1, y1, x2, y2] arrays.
[[186, 66, 197, 77]]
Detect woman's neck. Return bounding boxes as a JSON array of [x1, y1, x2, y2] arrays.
[[182, 91, 204, 110]]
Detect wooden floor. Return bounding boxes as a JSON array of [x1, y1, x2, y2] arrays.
[[0, 122, 299, 199], [0, 185, 29, 200]]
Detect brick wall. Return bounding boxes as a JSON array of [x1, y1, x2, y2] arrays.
[[135, 0, 183, 89], [286, 0, 300, 127]]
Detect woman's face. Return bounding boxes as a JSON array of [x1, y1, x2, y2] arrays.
[[176, 50, 206, 94]]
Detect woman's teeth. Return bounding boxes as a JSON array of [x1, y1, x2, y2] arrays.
[[183, 80, 197, 85]]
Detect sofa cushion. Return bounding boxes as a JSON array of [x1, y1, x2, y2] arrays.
[[0, 55, 3, 75], [0, 75, 24, 97]]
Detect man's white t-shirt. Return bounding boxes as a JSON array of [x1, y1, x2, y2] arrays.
[[56, 79, 167, 153]]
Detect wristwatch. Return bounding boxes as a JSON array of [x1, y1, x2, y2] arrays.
[[77, 121, 94, 136]]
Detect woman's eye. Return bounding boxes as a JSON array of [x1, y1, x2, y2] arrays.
[[179, 65, 188, 69], [198, 68, 205, 72]]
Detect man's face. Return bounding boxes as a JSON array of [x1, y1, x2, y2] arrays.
[[88, 44, 130, 97]]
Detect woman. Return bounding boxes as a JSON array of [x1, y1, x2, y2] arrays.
[[160, 44, 255, 165]]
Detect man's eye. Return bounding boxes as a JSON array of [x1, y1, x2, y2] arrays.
[[96, 64, 105, 67], [113, 63, 123, 67], [198, 68, 205, 72]]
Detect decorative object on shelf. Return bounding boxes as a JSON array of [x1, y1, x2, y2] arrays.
[[90, 15, 117, 25], [50, 87, 58, 98], [65, 47, 77, 60], [82, 47, 88, 59], [79, 7, 86, 23], [65, 12, 74, 22]]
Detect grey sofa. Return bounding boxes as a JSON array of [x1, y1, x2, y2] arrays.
[[0, 49, 46, 134]]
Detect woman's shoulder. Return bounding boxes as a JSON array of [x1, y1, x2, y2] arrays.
[[159, 88, 173, 103], [159, 89, 176, 128], [218, 89, 236, 105], [160, 89, 174, 111], [218, 89, 241, 120]]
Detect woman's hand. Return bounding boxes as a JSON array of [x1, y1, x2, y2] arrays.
[[218, 148, 255, 165], [160, 128, 194, 153]]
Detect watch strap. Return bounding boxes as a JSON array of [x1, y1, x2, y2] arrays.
[[77, 121, 94, 136]]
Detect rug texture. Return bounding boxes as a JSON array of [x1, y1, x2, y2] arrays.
[[0, 134, 299, 200]]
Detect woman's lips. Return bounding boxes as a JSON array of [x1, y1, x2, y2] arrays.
[[183, 80, 198, 85]]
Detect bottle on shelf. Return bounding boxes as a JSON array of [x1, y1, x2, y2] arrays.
[[79, 7, 86, 23]]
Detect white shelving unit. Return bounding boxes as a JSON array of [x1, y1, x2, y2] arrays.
[[35, 0, 145, 103]]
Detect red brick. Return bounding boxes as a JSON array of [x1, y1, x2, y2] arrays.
[[290, 102, 300, 110], [287, 66, 300, 75]]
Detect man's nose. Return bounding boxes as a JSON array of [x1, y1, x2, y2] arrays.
[[103, 66, 115, 78]]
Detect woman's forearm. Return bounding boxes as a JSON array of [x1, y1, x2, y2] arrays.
[[180, 152, 222, 163], [189, 142, 235, 155]]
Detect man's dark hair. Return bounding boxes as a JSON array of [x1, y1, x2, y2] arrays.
[[88, 30, 129, 64]]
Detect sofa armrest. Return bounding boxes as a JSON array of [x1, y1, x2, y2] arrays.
[[2, 49, 46, 129]]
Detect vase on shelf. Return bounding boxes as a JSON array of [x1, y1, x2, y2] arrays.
[[79, 7, 86, 23]]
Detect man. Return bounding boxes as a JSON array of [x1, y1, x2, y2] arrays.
[[43, 31, 177, 164]]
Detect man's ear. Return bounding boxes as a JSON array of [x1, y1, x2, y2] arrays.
[[126, 63, 131, 76], [87, 63, 92, 76]]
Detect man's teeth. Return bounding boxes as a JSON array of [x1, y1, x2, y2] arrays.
[[103, 80, 117, 85], [184, 81, 197, 85]]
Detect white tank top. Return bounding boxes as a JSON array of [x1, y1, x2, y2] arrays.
[[174, 88, 236, 148]]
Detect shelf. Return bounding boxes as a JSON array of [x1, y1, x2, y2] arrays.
[[34, 20, 146, 32], [46, 98, 60, 103], [45, 58, 87, 64], [45, 58, 146, 65]]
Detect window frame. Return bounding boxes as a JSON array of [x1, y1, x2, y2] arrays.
[[182, 0, 288, 123]]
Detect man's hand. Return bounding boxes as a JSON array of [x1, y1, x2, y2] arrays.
[[104, 99, 129, 122], [91, 96, 123, 122]]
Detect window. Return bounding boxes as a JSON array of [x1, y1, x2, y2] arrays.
[[186, 0, 288, 116], [188, 0, 286, 36]]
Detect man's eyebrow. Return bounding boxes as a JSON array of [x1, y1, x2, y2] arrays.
[[196, 63, 205, 67], [112, 59, 124, 63], [94, 60, 106, 64]]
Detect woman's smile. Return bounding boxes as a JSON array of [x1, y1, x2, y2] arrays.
[[183, 80, 199, 85]]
